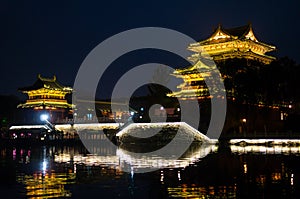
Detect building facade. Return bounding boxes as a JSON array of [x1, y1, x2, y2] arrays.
[[168, 24, 276, 100], [167, 57, 219, 100], [166, 24, 286, 134], [188, 23, 276, 64], [18, 74, 72, 123]]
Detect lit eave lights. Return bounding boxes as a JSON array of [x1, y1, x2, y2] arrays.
[[25, 101, 70, 105]]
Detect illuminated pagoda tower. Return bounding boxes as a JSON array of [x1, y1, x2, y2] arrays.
[[168, 24, 276, 99], [167, 57, 222, 100], [188, 23, 276, 64], [18, 74, 72, 123]]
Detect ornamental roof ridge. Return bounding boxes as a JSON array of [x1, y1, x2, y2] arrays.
[[198, 23, 258, 45], [18, 74, 72, 92], [222, 23, 252, 39], [37, 74, 56, 82]]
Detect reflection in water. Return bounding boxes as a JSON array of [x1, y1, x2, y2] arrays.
[[230, 144, 300, 154], [157, 144, 299, 198], [1, 142, 300, 198], [167, 185, 237, 198], [17, 172, 75, 198], [54, 143, 217, 171], [11, 146, 77, 198], [57, 146, 216, 170], [117, 144, 217, 171]]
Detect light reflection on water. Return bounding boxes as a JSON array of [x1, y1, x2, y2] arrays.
[[6, 146, 77, 198], [230, 144, 300, 155], [53, 144, 217, 172], [17, 172, 75, 198], [1, 141, 300, 198]]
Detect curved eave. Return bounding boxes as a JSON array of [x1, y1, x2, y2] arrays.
[[17, 103, 72, 109], [167, 92, 211, 99], [190, 38, 276, 53], [174, 65, 197, 74], [20, 88, 72, 94], [174, 62, 213, 75], [212, 50, 276, 64], [250, 40, 276, 52]]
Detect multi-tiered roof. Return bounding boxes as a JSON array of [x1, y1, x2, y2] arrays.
[[168, 24, 276, 100], [18, 74, 72, 109], [167, 58, 215, 99], [188, 24, 276, 64]]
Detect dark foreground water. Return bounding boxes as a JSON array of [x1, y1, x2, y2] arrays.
[[0, 141, 300, 199]]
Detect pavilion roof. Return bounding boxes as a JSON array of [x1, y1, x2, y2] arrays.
[[174, 57, 215, 75], [19, 74, 72, 92], [198, 23, 261, 44], [223, 24, 251, 38]]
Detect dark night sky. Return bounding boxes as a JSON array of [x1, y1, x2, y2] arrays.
[[1, 0, 300, 98]]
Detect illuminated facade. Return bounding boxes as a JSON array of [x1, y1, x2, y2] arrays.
[[167, 24, 276, 100], [188, 23, 276, 64], [167, 57, 221, 99], [18, 74, 72, 122]]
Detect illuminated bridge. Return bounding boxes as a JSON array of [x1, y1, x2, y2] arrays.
[[9, 122, 211, 143], [116, 122, 211, 143]]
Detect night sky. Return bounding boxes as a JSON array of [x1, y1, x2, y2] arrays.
[[1, 0, 300, 98]]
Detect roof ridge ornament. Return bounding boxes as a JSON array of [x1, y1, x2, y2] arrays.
[[244, 24, 258, 42], [37, 74, 57, 82]]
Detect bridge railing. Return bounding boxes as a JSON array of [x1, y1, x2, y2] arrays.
[[54, 117, 122, 124]]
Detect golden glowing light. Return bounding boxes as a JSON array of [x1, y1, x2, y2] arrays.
[[243, 163, 248, 174], [168, 24, 276, 99], [18, 75, 73, 109], [17, 172, 76, 198], [188, 24, 276, 64]]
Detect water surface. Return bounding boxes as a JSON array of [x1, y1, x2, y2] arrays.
[[0, 141, 300, 198]]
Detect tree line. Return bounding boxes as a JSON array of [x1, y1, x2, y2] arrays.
[[217, 57, 300, 108]]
